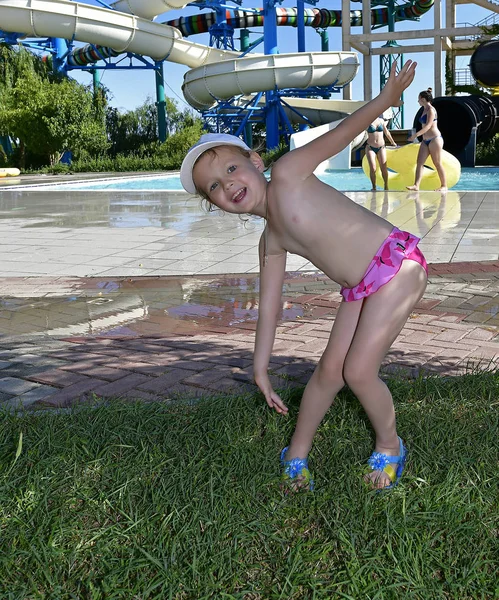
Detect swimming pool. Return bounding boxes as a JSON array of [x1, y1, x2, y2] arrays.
[[8, 167, 499, 192]]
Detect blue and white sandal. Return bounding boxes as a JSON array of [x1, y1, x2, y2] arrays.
[[367, 436, 407, 490], [280, 447, 314, 491]]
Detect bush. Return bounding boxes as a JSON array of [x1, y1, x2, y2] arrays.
[[69, 153, 168, 173], [261, 141, 289, 169], [476, 134, 499, 166], [43, 162, 72, 175], [157, 122, 204, 163]]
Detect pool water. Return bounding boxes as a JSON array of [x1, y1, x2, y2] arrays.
[[21, 167, 499, 192]]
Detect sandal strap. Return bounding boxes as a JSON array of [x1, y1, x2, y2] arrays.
[[280, 446, 314, 490], [367, 437, 407, 487]]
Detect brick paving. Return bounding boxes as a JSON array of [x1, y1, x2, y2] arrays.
[[0, 261, 498, 412]]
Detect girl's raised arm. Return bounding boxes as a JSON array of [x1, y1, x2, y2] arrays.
[[274, 60, 416, 180]]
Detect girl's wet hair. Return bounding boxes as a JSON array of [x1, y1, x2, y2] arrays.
[[419, 88, 433, 102], [193, 145, 252, 212]]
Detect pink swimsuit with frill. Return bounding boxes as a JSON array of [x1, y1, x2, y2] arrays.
[[341, 227, 428, 302]]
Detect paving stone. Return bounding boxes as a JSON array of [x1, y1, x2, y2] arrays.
[[433, 330, 467, 342], [2, 385, 56, 410], [463, 312, 493, 324], [60, 364, 132, 381], [35, 378, 108, 408], [0, 360, 13, 370], [137, 369, 194, 393], [402, 331, 438, 345], [93, 374, 153, 398], [299, 339, 329, 353], [25, 368, 88, 387], [183, 367, 233, 386], [0, 390, 14, 403], [462, 329, 497, 341], [0, 377, 41, 395]]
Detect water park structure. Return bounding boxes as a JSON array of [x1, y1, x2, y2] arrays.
[[0, 0, 498, 165]]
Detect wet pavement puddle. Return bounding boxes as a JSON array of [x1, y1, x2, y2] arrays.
[[0, 274, 318, 340]]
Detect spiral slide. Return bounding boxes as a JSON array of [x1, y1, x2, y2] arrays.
[[165, 1, 434, 37], [0, 0, 359, 115]]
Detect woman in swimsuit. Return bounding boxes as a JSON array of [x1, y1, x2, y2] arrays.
[[407, 88, 447, 192], [365, 116, 397, 191]]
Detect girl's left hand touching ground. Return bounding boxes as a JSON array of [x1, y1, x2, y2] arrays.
[[256, 376, 289, 414]]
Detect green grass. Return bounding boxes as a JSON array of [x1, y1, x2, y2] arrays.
[[0, 372, 498, 599]]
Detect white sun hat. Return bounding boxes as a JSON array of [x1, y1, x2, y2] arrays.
[[180, 133, 251, 194]]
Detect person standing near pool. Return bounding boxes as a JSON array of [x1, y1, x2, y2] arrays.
[[407, 88, 447, 192], [365, 116, 397, 191]]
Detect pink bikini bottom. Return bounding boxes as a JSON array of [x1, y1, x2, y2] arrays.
[[341, 227, 428, 302]]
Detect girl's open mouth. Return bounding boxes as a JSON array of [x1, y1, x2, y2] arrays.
[[232, 188, 247, 203]]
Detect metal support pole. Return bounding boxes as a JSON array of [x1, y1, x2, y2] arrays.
[[341, 0, 352, 99], [92, 68, 101, 93], [379, 0, 403, 128], [434, 0, 443, 96], [362, 0, 372, 101], [240, 28, 253, 147], [297, 0, 305, 53], [320, 30, 329, 52], [264, 0, 279, 149], [155, 61, 167, 143], [52, 37, 67, 73]]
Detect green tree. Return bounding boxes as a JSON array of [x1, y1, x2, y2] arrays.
[[105, 97, 201, 156], [0, 46, 108, 167]]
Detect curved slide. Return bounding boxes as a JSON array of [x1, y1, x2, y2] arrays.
[[166, 2, 434, 37], [0, 0, 359, 113]]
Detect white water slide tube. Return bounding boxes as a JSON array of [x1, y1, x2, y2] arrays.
[[0, 0, 360, 111]]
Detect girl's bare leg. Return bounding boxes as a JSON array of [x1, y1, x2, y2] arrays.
[[366, 148, 378, 190], [342, 260, 427, 488], [406, 143, 430, 191], [284, 299, 363, 461], [378, 148, 389, 190], [429, 139, 447, 191]]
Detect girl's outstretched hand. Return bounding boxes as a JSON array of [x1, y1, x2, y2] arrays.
[[382, 60, 417, 105], [256, 376, 288, 414]]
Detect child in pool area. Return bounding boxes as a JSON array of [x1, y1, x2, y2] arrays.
[[180, 61, 427, 491]]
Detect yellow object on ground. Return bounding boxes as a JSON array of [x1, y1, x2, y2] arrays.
[[0, 168, 21, 177], [362, 143, 461, 191]]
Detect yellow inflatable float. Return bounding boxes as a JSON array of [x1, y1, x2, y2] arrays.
[[362, 143, 461, 191], [0, 168, 20, 177]]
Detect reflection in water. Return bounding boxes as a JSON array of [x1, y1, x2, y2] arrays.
[[0, 275, 310, 339], [0, 190, 245, 229]]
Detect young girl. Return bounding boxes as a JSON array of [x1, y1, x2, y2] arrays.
[[180, 61, 427, 491], [407, 88, 447, 192], [365, 115, 397, 191]]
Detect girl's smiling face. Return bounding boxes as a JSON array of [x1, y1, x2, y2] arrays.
[[192, 145, 267, 215]]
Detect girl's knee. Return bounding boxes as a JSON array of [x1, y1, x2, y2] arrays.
[[342, 358, 377, 391], [316, 358, 345, 389]]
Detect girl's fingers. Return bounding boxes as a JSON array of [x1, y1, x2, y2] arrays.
[[271, 394, 288, 413]]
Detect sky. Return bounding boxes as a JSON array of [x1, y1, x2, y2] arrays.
[[70, 0, 491, 130]]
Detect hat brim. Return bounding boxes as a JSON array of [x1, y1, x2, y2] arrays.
[[180, 139, 251, 194]]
